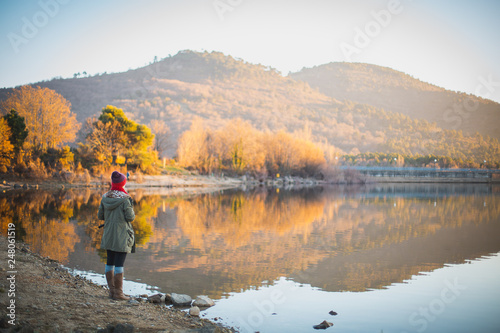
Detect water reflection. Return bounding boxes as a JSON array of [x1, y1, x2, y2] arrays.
[[205, 254, 500, 333], [1, 184, 499, 299]]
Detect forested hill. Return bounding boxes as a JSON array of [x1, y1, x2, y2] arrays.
[[290, 62, 500, 140], [0, 50, 332, 140], [1, 50, 499, 164]]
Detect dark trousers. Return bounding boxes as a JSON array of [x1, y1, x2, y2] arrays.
[[106, 250, 127, 267]]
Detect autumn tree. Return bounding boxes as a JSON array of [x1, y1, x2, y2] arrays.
[[81, 106, 156, 170], [82, 117, 126, 165], [213, 119, 266, 174], [177, 119, 325, 176], [41, 146, 75, 171], [0, 118, 14, 169], [265, 131, 295, 175], [2, 109, 28, 157], [177, 118, 213, 172], [150, 119, 171, 158], [0, 86, 80, 153]]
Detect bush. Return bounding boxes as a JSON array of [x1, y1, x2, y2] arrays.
[[27, 158, 48, 179], [81, 169, 91, 185], [134, 170, 144, 183], [321, 165, 342, 183], [58, 171, 76, 183]]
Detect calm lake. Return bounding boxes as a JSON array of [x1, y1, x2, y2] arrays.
[[2, 183, 500, 332]]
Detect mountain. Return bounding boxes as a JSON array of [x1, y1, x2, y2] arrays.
[[1, 50, 333, 148], [1, 50, 499, 164], [290, 62, 500, 140]]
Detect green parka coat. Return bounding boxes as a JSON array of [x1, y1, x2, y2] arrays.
[[98, 190, 135, 253]]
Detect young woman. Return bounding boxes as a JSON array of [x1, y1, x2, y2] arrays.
[[98, 171, 135, 300]]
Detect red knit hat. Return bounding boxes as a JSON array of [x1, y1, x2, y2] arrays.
[[111, 171, 126, 183]]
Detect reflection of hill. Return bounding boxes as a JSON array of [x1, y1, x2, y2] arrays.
[[288, 192, 500, 292], [128, 186, 500, 298], [295, 212, 500, 291], [2, 185, 500, 298]]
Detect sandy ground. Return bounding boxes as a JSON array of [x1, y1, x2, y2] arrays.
[[0, 236, 235, 333]]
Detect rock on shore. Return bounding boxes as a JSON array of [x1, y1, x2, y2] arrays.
[[193, 296, 215, 308], [171, 293, 193, 307]]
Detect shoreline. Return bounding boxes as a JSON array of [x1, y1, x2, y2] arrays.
[[0, 235, 236, 333], [0, 174, 245, 191], [1, 172, 499, 194]]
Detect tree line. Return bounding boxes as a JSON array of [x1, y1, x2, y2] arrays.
[[0, 85, 498, 181], [0, 86, 158, 178], [177, 118, 326, 177]]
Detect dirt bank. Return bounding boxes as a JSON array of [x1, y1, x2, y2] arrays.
[[0, 236, 235, 333]]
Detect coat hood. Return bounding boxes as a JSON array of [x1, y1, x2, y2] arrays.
[[100, 191, 131, 211]]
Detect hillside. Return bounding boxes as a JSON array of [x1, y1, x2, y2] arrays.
[[0, 51, 333, 149], [1, 50, 499, 164], [290, 62, 500, 140]]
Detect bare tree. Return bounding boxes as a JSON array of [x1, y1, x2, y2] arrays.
[[150, 119, 171, 158], [177, 118, 209, 170]]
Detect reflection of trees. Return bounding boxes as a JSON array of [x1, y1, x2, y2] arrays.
[[345, 196, 500, 251], [154, 189, 500, 296], [175, 190, 326, 247], [0, 191, 79, 264], [67, 189, 159, 262], [290, 194, 500, 292], [0, 189, 160, 264], [22, 216, 78, 264], [1, 187, 499, 295], [130, 195, 156, 246], [144, 189, 328, 296]]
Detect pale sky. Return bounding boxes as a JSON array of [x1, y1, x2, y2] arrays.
[[1, 0, 500, 102]]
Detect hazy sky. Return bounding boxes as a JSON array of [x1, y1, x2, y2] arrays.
[[1, 0, 500, 102]]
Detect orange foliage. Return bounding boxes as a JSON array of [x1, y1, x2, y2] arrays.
[[0, 118, 14, 167], [0, 193, 79, 264], [178, 118, 326, 176], [174, 191, 325, 248], [0, 85, 80, 151], [22, 217, 78, 264]]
